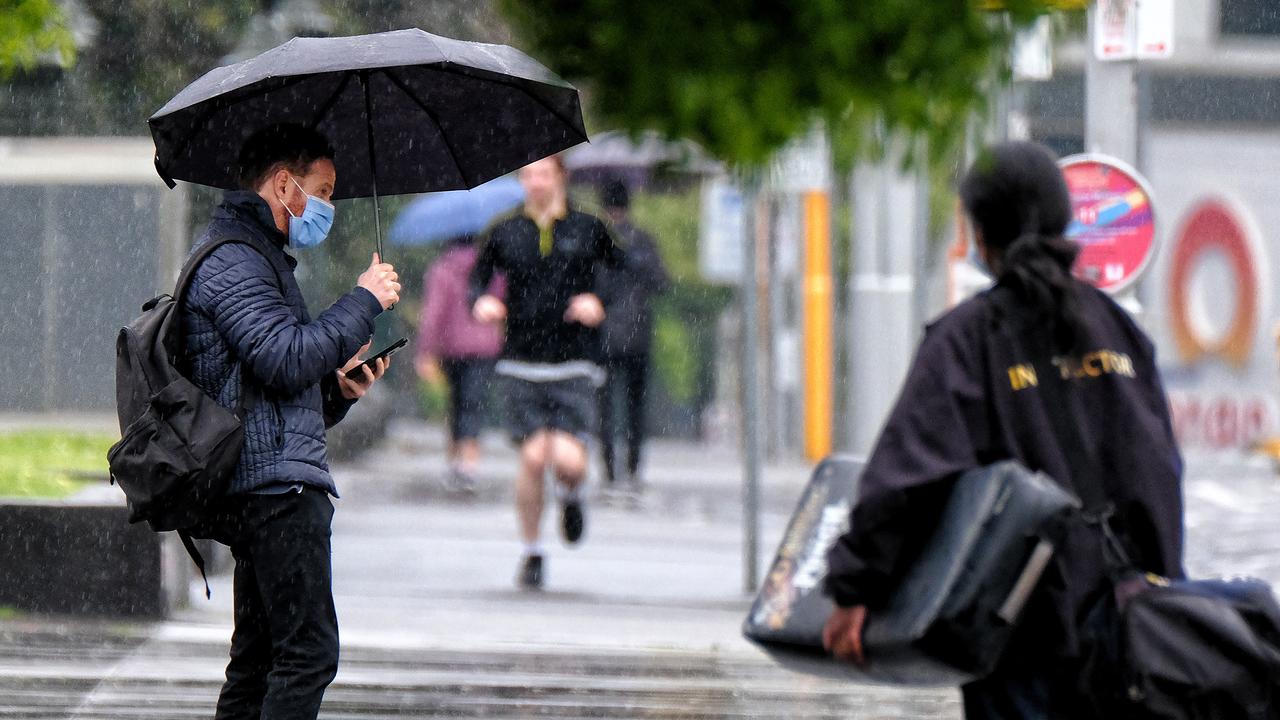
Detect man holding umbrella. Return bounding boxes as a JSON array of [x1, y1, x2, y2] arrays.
[[471, 156, 624, 589], [180, 123, 399, 719], [146, 26, 592, 710]]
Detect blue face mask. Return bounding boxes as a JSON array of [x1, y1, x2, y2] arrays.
[[282, 176, 334, 248]]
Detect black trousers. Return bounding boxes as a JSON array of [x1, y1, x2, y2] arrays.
[[598, 354, 650, 484], [441, 358, 495, 443], [961, 659, 1099, 720], [203, 487, 339, 720]]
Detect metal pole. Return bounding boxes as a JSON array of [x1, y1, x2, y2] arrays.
[[742, 172, 763, 594], [1085, 4, 1145, 318], [1085, 6, 1139, 165]]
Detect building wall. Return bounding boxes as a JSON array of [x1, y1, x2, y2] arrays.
[[1022, 0, 1280, 452], [0, 138, 187, 414], [1141, 127, 1280, 450]]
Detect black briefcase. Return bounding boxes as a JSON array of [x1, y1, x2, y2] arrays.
[[743, 457, 1079, 684]]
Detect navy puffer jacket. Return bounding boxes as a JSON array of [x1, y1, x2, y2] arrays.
[[179, 191, 384, 496]]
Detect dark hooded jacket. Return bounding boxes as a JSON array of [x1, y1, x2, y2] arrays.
[[178, 191, 384, 496], [825, 280, 1184, 659], [595, 218, 669, 359]]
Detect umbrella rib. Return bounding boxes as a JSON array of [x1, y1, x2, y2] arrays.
[[382, 68, 472, 187], [308, 72, 354, 129], [425, 63, 588, 143]]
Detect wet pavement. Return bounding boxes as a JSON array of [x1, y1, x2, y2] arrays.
[[2, 418, 1279, 718]]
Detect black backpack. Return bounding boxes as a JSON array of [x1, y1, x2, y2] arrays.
[[107, 233, 275, 595]]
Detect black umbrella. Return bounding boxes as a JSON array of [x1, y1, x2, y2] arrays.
[[149, 28, 587, 257]]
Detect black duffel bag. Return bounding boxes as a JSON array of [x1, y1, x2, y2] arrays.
[[1079, 548, 1280, 718], [1027, 337, 1280, 719], [743, 456, 1078, 684]]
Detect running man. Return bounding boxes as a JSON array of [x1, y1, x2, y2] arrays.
[[470, 156, 624, 588]]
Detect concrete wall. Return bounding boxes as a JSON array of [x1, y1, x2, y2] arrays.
[[0, 138, 188, 413]]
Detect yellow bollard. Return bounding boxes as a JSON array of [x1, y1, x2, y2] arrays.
[[803, 190, 833, 461]]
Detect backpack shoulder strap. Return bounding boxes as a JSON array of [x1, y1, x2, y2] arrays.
[[172, 234, 245, 306], [174, 225, 286, 304], [177, 529, 211, 599], [173, 227, 285, 419]]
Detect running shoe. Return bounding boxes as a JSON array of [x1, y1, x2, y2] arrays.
[[518, 554, 543, 589], [561, 500, 585, 544]]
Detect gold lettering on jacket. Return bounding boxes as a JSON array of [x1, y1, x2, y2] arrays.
[[1051, 350, 1136, 380], [1008, 364, 1039, 391], [1007, 350, 1136, 391]]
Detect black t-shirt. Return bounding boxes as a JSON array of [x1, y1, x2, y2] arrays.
[[825, 280, 1185, 658], [470, 207, 624, 364]]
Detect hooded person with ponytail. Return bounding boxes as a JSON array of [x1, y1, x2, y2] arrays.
[[821, 142, 1184, 719]]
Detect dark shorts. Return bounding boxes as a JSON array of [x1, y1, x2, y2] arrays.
[[441, 358, 495, 442], [502, 374, 598, 445]]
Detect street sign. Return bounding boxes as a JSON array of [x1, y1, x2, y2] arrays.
[[1013, 16, 1054, 81], [1059, 154, 1157, 294], [1094, 0, 1174, 61], [1135, 0, 1174, 58], [771, 128, 832, 194], [1095, 0, 1137, 60], [699, 175, 746, 284]]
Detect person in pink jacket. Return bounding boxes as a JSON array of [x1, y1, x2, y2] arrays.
[[415, 233, 505, 492]]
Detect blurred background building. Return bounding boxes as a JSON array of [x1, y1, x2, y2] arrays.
[[4, 0, 1280, 463], [1018, 0, 1280, 454]]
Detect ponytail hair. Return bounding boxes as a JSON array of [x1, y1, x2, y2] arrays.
[[960, 142, 1082, 352]]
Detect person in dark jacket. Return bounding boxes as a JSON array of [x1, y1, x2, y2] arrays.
[[821, 142, 1184, 719], [470, 155, 625, 589], [594, 179, 670, 501], [180, 123, 401, 720]]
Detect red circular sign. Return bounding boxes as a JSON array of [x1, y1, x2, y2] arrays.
[[1168, 199, 1258, 368], [1059, 155, 1157, 294]]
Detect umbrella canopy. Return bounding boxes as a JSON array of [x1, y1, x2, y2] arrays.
[[149, 28, 586, 203], [389, 175, 524, 246]]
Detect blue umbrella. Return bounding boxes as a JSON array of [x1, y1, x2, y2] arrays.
[[388, 176, 525, 246]]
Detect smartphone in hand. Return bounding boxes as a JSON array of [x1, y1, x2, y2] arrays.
[[345, 338, 407, 380]]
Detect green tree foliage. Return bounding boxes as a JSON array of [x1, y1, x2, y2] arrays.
[[0, 0, 75, 77], [5, 1, 511, 135], [326, 0, 510, 44], [79, 1, 257, 131], [500, 0, 1073, 166]]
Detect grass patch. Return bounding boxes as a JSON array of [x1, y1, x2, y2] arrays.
[[0, 431, 115, 498]]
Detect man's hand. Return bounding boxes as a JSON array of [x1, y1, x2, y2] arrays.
[[357, 253, 400, 310], [822, 605, 868, 665], [564, 293, 605, 327], [415, 355, 444, 385], [337, 342, 389, 400], [473, 294, 507, 324]]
